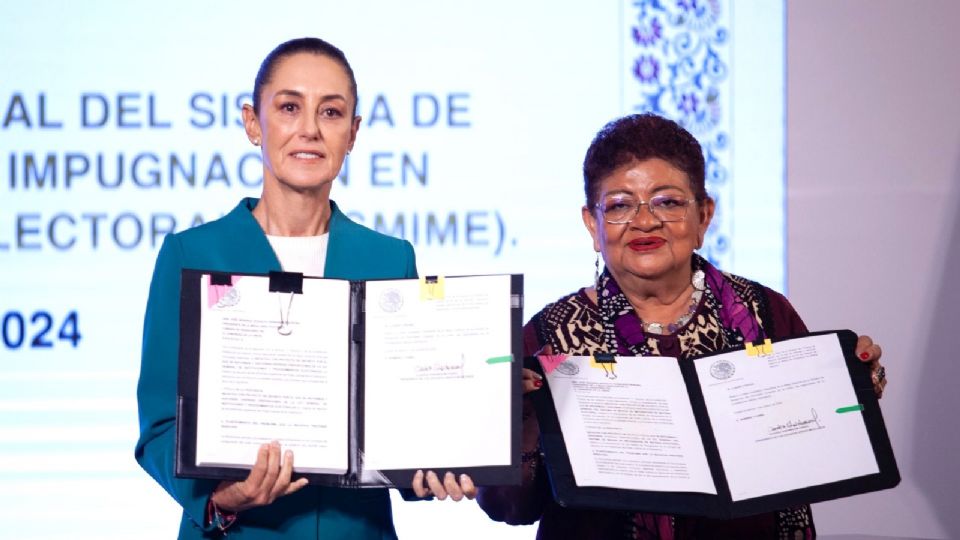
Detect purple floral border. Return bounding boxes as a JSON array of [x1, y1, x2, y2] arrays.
[[624, 0, 731, 268]]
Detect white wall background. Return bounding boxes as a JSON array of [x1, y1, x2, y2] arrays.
[[787, 1, 960, 539]]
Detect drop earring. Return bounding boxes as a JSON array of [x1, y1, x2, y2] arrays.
[[594, 252, 601, 291]]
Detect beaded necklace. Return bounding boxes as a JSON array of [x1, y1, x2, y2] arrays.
[[597, 254, 764, 356], [642, 268, 705, 335]]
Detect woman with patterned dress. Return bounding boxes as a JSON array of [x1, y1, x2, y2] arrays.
[[477, 113, 887, 539]]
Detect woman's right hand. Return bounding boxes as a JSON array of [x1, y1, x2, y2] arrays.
[[522, 368, 543, 394], [520, 344, 556, 458], [210, 441, 309, 513], [522, 344, 554, 394]]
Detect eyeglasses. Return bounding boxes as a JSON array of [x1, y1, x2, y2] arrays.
[[595, 194, 696, 224]]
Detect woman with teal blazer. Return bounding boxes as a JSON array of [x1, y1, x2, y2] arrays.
[[135, 38, 471, 539]]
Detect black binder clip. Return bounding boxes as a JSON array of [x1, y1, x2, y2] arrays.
[[268, 271, 304, 294], [592, 353, 617, 380], [210, 272, 232, 286], [592, 353, 617, 364]]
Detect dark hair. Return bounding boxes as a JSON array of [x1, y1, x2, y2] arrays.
[[582, 113, 706, 206], [252, 37, 358, 116]]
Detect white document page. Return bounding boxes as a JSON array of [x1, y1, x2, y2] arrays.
[[544, 355, 717, 494], [195, 275, 351, 474], [361, 275, 514, 471], [693, 334, 879, 501]]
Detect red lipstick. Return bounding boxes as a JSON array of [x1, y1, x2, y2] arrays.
[[628, 237, 666, 251]]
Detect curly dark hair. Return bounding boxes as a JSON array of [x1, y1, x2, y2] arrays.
[[252, 37, 358, 117], [582, 113, 706, 206]]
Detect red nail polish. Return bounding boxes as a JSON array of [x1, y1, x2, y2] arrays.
[[859, 352, 869, 360], [534, 380, 543, 388]]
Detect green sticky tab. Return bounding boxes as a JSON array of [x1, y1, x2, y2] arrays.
[[836, 404, 864, 414], [486, 355, 513, 365]]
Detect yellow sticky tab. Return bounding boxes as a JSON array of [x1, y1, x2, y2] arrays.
[[419, 275, 446, 300], [746, 339, 774, 357]]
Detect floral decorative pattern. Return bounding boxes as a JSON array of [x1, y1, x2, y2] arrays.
[[623, 0, 731, 269], [632, 55, 660, 83]]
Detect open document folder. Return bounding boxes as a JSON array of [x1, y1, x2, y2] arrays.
[[530, 330, 899, 518], [176, 270, 522, 488]]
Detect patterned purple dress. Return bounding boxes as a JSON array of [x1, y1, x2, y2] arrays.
[[478, 256, 815, 540]]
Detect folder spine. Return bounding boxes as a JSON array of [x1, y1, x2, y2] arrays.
[[347, 280, 366, 480]]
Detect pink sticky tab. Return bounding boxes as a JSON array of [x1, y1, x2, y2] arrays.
[[538, 354, 568, 375], [207, 275, 240, 308]]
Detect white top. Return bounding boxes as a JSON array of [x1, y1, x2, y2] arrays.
[[266, 234, 329, 277]]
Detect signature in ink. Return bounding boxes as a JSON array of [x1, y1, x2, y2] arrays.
[[768, 408, 822, 434], [414, 354, 466, 378]]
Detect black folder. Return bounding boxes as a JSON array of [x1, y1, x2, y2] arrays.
[[176, 269, 523, 488], [529, 330, 900, 518]]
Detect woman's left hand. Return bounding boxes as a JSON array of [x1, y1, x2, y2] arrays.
[[411, 469, 476, 501], [855, 334, 886, 398]]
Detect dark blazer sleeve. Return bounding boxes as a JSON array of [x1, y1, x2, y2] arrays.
[[764, 288, 809, 340], [134, 234, 218, 531]]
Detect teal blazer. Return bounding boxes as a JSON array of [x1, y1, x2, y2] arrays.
[[135, 198, 417, 539]]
